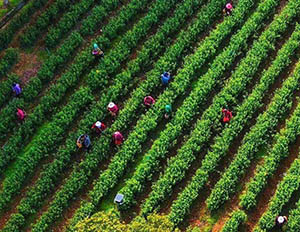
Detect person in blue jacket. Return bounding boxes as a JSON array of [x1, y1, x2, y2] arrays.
[[161, 71, 171, 85], [77, 134, 91, 151], [12, 83, 22, 96]]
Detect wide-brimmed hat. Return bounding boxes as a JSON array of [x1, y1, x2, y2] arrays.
[[278, 216, 284, 223], [96, 121, 101, 127], [226, 3, 232, 9], [108, 102, 115, 108]]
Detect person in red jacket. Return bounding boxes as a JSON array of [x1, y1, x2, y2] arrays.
[[91, 121, 106, 134], [222, 108, 232, 123], [113, 131, 124, 145], [16, 108, 26, 121], [108, 102, 119, 117], [144, 96, 155, 107]]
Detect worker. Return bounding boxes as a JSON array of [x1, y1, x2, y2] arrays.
[[275, 215, 287, 227], [76, 134, 85, 148], [84, 134, 91, 151], [223, 2, 233, 16], [77, 134, 91, 150], [91, 121, 106, 134], [144, 96, 155, 107], [12, 83, 22, 96], [113, 131, 124, 145], [16, 108, 26, 121], [222, 108, 232, 123], [92, 43, 104, 57], [161, 71, 171, 85], [164, 104, 172, 119], [107, 102, 119, 116]]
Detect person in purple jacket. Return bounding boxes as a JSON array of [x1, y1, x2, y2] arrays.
[[12, 83, 22, 97]]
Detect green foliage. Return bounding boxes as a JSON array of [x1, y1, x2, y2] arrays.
[[69, 0, 248, 227], [256, 147, 300, 231], [0, 48, 18, 79], [19, 0, 73, 48], [74, 210, 180, 232], [0, 0, 49, 51], [142, 0, 281, 219], [206, 0, 300, 212], [221, 210, 247, 232], [0, 73, 20, 107], [44, 0, 120, 48], [239, 27, 300, 208], [170, 21, 300, 225], [0, 0, 147, 167], [28, 0, 184, 231], [0, 87, 93, 214]]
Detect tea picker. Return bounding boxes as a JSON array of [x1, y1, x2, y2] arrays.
[[144, 96, 155, 107], [164, 104, 172, 119], [91, 121, 106, 134], [92, 43, 104, 58], [161, 71, 171, 85], [77, 134, 91, 150], [275, 215, 287, 228], [108, 102, 119, 117], [113, 131, 124, 145], [222, 108, 232, 123], [16, 108, 26, 121], [12, 83, 22, 97], [223, 2, 233, 16]]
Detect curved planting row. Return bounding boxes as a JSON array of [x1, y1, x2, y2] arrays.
[[239, 36, 300, 209], [0, 0, 49, 51], [0, 0, 173, 216], [141, 0, 282, 218], [206, 0, 300, 209], [118, 0, 277, 213], [221, 210, 247, 232], [254, 110, 300, 230], [1, 0, 206, 230], [79, 0, 121, 36], [45, 0, 104, 48], [77, 0, 263, 220], [0, 32, 83, 162], [287, 192, 300, 231], [72, 0, 259, 225], [169, 19, 300, 225], [226, 80, 300, 230], [0, 32, 83, 141], [0, 48, 18, 79], [0, 87, 93, 212], [19, 0, 75, 48], [0, 0, 148, 141], [0, 74, 20, 108], [0, 0, 150, 170], [28, 0, 230, 229], [27, 1, 182, 231]]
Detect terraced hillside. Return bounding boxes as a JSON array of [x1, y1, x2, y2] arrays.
[[1, 0, 300, 231]]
